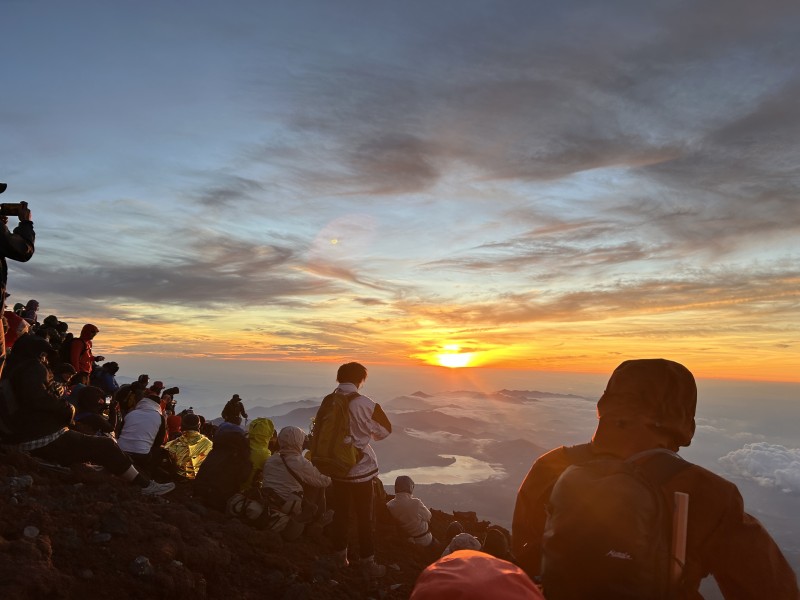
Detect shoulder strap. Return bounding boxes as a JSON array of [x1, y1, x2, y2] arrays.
[[627, 448, 691, 487], [279, 453, 305, 487]]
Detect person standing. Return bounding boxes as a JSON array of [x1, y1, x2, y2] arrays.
[[0, 189, 35, 377], [325, 362, 392, 577], [70, 324, 104, 375]]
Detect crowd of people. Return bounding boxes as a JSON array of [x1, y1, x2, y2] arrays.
[[0, 298, 797, 599]]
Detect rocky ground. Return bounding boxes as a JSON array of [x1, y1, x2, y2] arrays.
[[0, 448, 499, 599]]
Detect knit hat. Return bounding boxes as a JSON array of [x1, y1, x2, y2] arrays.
[[411, 550, 545, 600], [596, 359, 697, 447], [395, 475, 415, 494]]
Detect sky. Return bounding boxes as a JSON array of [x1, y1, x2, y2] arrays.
[[2, 0, 800, 384]]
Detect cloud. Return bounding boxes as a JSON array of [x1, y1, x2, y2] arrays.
[[719, 443, 800, 493]]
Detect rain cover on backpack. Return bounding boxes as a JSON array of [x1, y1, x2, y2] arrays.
[[541, 446, 690, 600], [308, 391, 362, 478]]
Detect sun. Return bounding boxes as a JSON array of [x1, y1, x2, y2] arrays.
[[435, 345, 475, 368]]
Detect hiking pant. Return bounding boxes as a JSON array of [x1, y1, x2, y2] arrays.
[[328, 478, 375, 558], [31, 430, 133, 475]]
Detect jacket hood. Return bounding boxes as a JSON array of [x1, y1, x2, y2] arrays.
[[411, 550, 544, 599], [80, 324, 99, 339], [248, 417, 275, 446], [596, 358, 697, 447], [277, 426, 306, 455]]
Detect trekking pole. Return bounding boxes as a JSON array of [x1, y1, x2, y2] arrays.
[[671, 492, 689, 585]]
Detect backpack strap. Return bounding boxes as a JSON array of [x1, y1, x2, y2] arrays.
[[626, 448, 691, 488], [279, 453, 306, 489]]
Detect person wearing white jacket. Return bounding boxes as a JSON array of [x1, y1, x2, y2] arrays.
[[262, 425, 331, 522], [117, 394, 166, 474], [326, 362, 391, 578], [387, 475, 434, 547]]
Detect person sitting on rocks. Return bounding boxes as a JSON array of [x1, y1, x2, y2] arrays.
[[91, 361, 120, 399], [0, 334, 173, 496], [246, 417, 276, 489], [163, 413, 212, 480], [117, 392, 166, 476], [72, 385, 114, 437], [386, 475, 436, 548], [262, 426, 333, 539]]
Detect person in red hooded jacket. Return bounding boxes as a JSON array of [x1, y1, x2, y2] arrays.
[[70, 324, 104, 375]]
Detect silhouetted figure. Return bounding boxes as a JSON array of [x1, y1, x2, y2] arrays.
[[221, 394, 248, 422], [0, 196, 35, 377], [512, 358, 799, 600]]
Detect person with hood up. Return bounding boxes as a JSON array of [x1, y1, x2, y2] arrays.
[[163, 413, 212, 480], [410, 550, 545, 600], [70, 324, 104, 375], [0, 334, 173, 496], [117, 392, 166, 475], [512, 358, 799, 600], [386, 475, 435, 548], [262, 425, 332, 536], [246, 417, 276, 489]]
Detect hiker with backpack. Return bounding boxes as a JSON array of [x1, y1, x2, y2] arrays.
[[309, 362, 392, 577], [512, 358, 799, 600], [221, 394, 248, 423], [69, 324, 104, 375], [262, 425, 333, 539]]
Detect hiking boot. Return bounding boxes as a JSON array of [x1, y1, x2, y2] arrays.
[[331, 549, 349, 568], [140, 480, 176, 496], [359, 555, 386, 578]]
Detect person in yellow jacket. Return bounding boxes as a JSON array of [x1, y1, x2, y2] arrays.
[[246, 417, 276, 489], [164, 413, 213, 480]]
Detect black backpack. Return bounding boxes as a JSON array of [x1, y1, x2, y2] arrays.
[[194, 428, 252, 511], [57, 333, 80, 366], [541, 444, 690, 600]]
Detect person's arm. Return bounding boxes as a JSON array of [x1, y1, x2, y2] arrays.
[[705, 484, 799, 600], [0, 206, 35, 263], [295, 456, 333, 488], [417, 499, 432, 522]]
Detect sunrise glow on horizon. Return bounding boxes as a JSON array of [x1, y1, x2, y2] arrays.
[[3, 3, 799, 386]]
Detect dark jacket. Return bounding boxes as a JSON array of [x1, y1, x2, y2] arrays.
[[512, 444, 800, 600], [0, 334, 73, 444], [0, 219, 35, 306], [194, 428, 252, 511]]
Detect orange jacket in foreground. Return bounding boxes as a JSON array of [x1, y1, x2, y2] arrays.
[[410, 549, 544, 600], [512, 445, 799, 600]]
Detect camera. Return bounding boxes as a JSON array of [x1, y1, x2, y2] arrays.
[[0, 201, 27, 217], [164, 386, 180, 396]]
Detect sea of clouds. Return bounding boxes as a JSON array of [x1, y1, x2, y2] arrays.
[[719, 443, 800, 494]]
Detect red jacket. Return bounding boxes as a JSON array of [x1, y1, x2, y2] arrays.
[[71, 324, 99, 374]]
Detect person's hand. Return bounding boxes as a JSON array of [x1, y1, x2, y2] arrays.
[[95, 355, 105, 362], [18, 203, 31, 222]]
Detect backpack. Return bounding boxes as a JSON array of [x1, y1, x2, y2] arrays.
[[57, 333, 76, 366], [541, 444, 690, 600], [308, 390, 362, 478], [194, 428, 253, 511]]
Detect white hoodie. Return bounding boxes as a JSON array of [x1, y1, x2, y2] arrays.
[[334, 382, 391, 484], [387, 492, 433, 545], [118, 398, 163, 455], [263, 426, 331, 503]]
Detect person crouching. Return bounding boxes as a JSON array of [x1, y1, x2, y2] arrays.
[[387, 475, 436, 548], [262, 426, 333, 540]]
